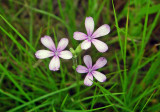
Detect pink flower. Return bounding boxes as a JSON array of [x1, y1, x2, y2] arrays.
[[35, 36, 72, 71], [76, 55, 107, 86], [74, 17, 110, 53]]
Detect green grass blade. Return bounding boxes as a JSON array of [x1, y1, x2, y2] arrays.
[[0, 15, 35, 52], [0, 64, 31, 101], [140, 90, 155, 112], [63, 104, 113, 112], [112, 0, 124, 57], [0, 89, 25, 103], [8, 82, 82, 112]]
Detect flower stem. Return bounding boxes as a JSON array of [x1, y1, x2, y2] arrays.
[[72, 56, 80, 95], [70, 45, 82, 96]]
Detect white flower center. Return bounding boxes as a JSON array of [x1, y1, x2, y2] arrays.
[[54, 51, 59, 56], [88, 68, 92, 73], [88, 36, 92, 41]]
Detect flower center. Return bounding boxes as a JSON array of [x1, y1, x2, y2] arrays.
[[54, 51, 59, 56], [88, 36, 92, 41], [88, 68, 92, 73]]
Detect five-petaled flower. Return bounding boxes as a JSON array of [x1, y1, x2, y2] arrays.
[[76, 55, 107, 86], [73, 17, 110, 53], [35, 36, 73, 71]]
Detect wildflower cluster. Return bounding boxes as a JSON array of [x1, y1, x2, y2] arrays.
[[35, 17, 110, 86]]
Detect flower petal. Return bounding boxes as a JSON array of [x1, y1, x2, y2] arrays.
[[81, 40, 91, 50], [83, 55, 92, 68], [92, 39, 108, 53], [35, 50, 54, 59], [73, 32, 88, 40], [92, 24, 110, 38], [92, 57, 107, 70], [49, 56, 60, 71], [85, 17, 94, 36], [76, 65, 88, 73], [41, 36, 56, 51], [84, 73, 93, 86], [57, 38, 68, 51], [92, 71, 107, 82], [59, 50, 73, 59]]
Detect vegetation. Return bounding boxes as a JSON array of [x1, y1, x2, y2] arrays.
[[0, 0, 160, 111]]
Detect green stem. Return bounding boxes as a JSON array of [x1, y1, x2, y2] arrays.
[[72, 56, 80, 95], [70, 44, 82, 97]]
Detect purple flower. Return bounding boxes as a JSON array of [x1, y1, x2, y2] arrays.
[[76, 55, 107, 86], [35, 36, 72, 71], [74, 17, 110, 53]]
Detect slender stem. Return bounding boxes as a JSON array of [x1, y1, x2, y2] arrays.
[[72, 56, 80, 96], [70, 45, 82, 97], [73, 56, 77, 67]]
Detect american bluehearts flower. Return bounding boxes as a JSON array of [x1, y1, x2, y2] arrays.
[[76, 55, 107, 86], [35, 36, 73, 71], [73, 17, 110, 53]]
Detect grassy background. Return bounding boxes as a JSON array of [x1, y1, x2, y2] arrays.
[[0, 0, 160, 111]]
